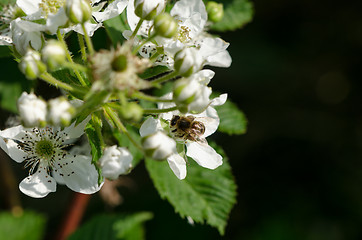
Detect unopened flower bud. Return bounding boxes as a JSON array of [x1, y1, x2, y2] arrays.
[[134, 0, 166, 20], [174, 48, 203, 77], [48, 97, 75, 126], [154, 13, 178, 38], [65, 0, 92, 24], [173, 78, 199, 107], [119, 102, 144, 122], [99, 146, 133, 180], [41, 40, 66, 70], [142, 131, 176, 160], [17, 92, 47, 127], [206, 2, 224, 23], [19, 50, 46, 80]]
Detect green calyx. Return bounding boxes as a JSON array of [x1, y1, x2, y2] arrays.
[[35, 139, 55, 158]]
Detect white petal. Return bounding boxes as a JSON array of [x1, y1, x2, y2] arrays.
[[0, 137, 8, 154], [46, 8, 68, 34], [0, 125, 24, 139], [63, 116, 90, 140], [211, 93, 227, 107], [171, 0, 207, 28], [5, 139, 28, 163], [186, 142, 222, 169], [19, 165, 56, 198], [17, 0, 42, 16], [57, 155, 103, 194], [139, 117, 162, 137], [0, 126, 27, 163], [206, 50, 232, 68], [92, 0, 127, 22], [158, 93, 179, 121], [167, 154, 187, 180]]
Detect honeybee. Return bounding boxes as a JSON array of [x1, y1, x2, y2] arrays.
[[170, 115, 208, 145]]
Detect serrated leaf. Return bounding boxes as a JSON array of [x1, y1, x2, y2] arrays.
[[104, 12, 129, 46], [0, 211, 46, 240], [209, 0, 254, 32], [215, 99, 247, 135], [145, 145, 237, 235], [68, 213, 153, 240]]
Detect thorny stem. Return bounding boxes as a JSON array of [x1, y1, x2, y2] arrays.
[[82, 24, 95, 56], [77, 34, 87, 62], [0, 149, 22, 216], [63, 62, 88, 72], [143, 106, 178, 114], [131, 91, 174, 103], [54, 193, 91, 240], [151, 71, 179, 85], [56, 30, 87, 86], [130, 18, 144, 40], [104, 106, 143, 151], [40, 72, 87, 95]]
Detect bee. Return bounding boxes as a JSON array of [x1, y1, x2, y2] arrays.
[[170, 115, 208, 145]]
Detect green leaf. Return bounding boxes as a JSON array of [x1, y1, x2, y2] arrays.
[[113, 126, 143, 167], [68, 213, 153, 240], [138, 66, 171, 80], [0, 57, 32, 113], [0, 211, 46, 240], [209, 0, 254, 32], [0, 46, 11, 58], [104, 12, 129, 46], [215, 99, 248, 135], [145, 145, 237, 235]]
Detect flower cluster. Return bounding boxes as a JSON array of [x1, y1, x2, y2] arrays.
[[0, 0, 230, 198]]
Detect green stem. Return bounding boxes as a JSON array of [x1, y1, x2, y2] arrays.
[[130, 18, 144, 40], [77, 34, 87, 62], [56, 30, 87, 86], [92, 114, 105, 149], [131, 91, 174, 103], [150, 71, 178, 85], [82, 23, 95, 55], [63, 62, 88, 72], [143, 106, 178, 114], [132, 34, 156, 55], [103, 106, 143, 151], [40, 72, 86, 95]]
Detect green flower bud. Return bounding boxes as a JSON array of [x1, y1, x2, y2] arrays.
[[41, 40, 66, 70], [19, 50, 46, 80], [65, 0, 92, 24], [134, 0, 166, 20], [154, 13, 178, 38], [206, 2, 224, 23], [174, 48, 203, 77], [119, 102, 144, 122]]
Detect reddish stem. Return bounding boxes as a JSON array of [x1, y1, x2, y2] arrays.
[[54, 193, 91, 240]]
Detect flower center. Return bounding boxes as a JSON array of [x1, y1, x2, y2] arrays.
[[176, 25, 191, 43], [35, 139, 55, 158], [111, 54, 128, 72], [39, 0, 65, 18]]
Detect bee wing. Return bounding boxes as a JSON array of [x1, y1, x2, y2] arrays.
[[194, 117, 219, 137], [195, 136, 209, 147]]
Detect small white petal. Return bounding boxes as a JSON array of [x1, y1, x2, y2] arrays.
[[63, 116, 90, 140], [92, 0, 127, 22], [58, 155, 103, 194], [17, 0, 42, 16], [139, 117, 162, 137], [167, 154, 187, 180], [19, 166, 56, 198], [6, 139, 28, 163], [211, 93, 227, 107], [186, 142, 222, 169], [0, 125, 24, 139]]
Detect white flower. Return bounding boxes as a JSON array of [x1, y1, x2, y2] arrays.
[[125, 0, 231, 68], [17, 92, 47, 127], [0, 120, 103, 198], [140, 117, 177, 160], [48, 97, 75, 126], [149, 85, 228, 180], [99, 145, 133, 180]]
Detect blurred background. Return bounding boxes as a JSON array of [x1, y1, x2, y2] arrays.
[[1, 0, 362, 239]]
